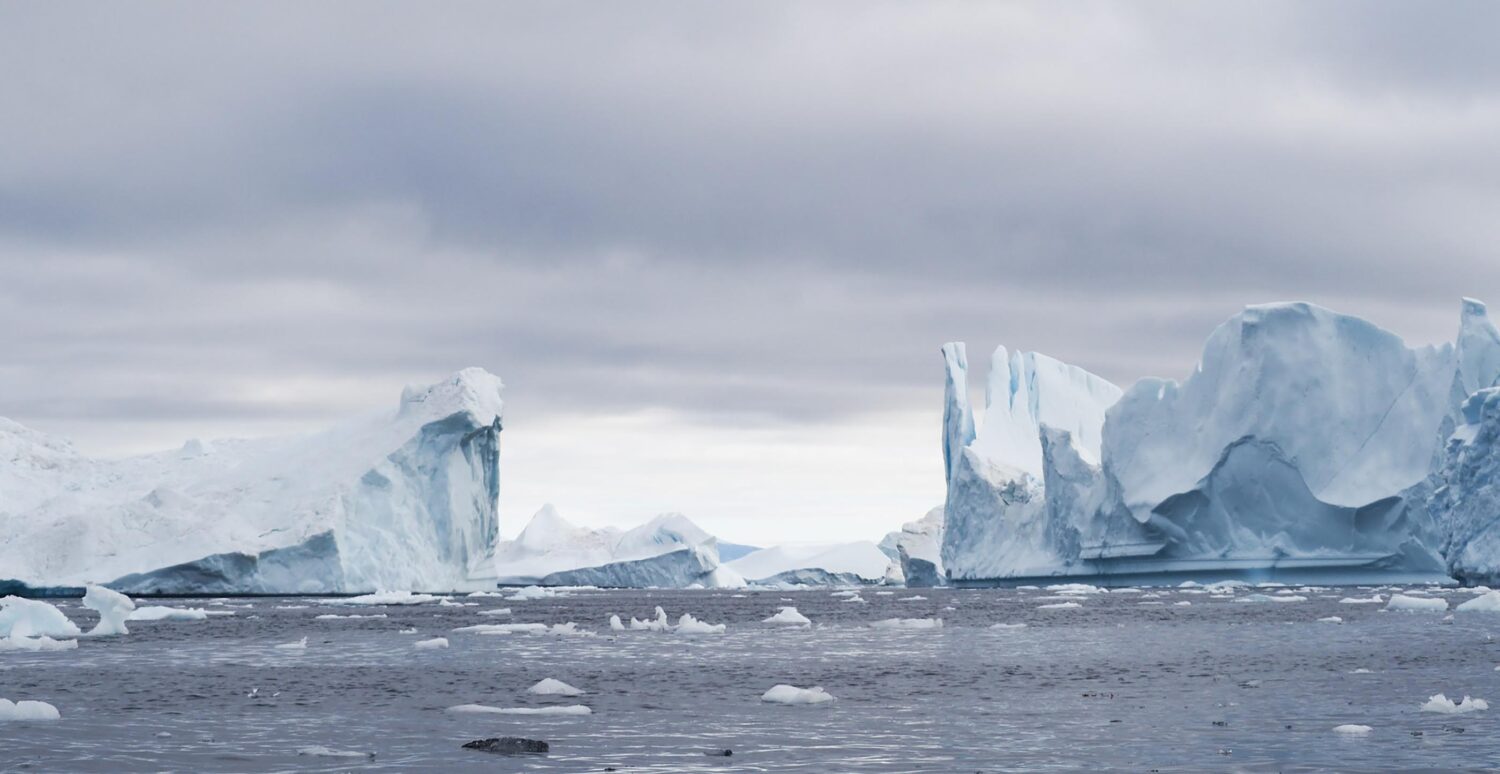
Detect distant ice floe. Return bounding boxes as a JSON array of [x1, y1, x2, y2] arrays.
[[275, 637, 308, 650], [0, 635, 77, 652], [316, 613, 387, 620], [761, 685, 835, 705], [446, 703, 591, 716], [338, 591, 439, 606], [990, 623, 1027, 630], [1038, 602, 1081, 610], [477, 608, 512, 617], [1420, 694, 1488, 714], [1339, 595, 1384, 605], [1318, 616, 1343, 624], [0, 698, 60, 721], [452, 622, 589, 637], [1333, 724, 1372, 734], [297, 746, 374, 759], [529, 678, 583, 696], [1385, 594, 1448, 613], [0, 597, 81, 639], [1235, 594, 1307, 604], [763, 607, 811, 626], [414, 637, 449, 650], [870, 618, 943, 630], [129, 606, 210, 622], [674, 614, 725, 635]]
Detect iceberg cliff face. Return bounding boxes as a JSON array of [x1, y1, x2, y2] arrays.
[[942, 299, 1500, 585], [0, 368, 504, 593], [1431, 389, 1500, 584], [890, 507, 945, 587], [726, 541, 893, 585]]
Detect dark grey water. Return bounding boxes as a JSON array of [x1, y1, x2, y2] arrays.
[[5, 585, 1500, 772]]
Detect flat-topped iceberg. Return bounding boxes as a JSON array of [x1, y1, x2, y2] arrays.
[[941, 299, 1500, 585], [0, 369, 504, 594]]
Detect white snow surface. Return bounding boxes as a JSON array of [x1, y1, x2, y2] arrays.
[[0, 369, 504, 593]]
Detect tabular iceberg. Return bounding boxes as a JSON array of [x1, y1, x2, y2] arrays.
[[942, 299, 1500, 585], [0, 368, 504, 594], [493, 506, 746, 588]]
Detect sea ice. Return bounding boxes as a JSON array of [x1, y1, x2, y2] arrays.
[[414, 637, 449, 650], [763, 607, 811, 625], [445, 704, 591, 716], [0, 698, 60, 721], [870, 618, 943, 630], [760, 685, 835, 705], [674, 613, 725, 635], [529, 678, 583, 696], [1333, 724, 1372, 734], [275, 637, 308, 650], [339, 591, 439, 606], [82, 585, 135, 636], [1385, 595, 1448, 613], [1420, 694, 1488, 714], [0, 597, 81, 639], [1455, 591, 1500, 612]]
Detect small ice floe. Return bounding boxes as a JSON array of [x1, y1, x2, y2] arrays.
[[297, 746, 374, 759], [541, 623, 593, 637], [1339, 595, 1384, 605], [0, 634, 78, 652], [529, 678, 583, 696], [1016, 585, 1040, 590], [763, 607, 811, 626], [477, 608, 513, 617], [338, 591, 440, 606], [630, 607, 672, 632], [446, 703, 591, 716], [129, 606, 210, 621], [1038, 602, 1082, 610], [609, 615, 625, 631], [1385, 594, 1448, 613], [1174, 601, 1192, 607], [399, 628, 418, 634], [1456, 591, 1500, 613], [315, 613, 388, 620], [467, 591, 506, 598], [414, 637, 449, 650], [870, 618, 942, 630], [674, 614, 725, 635], [1046, 583, 1103, 595], [82, 586, 135, 636], [760, 685, 834, 705], [830, 590, 860, 598], [507, 586, 563, 602], [0, 597, 81, 639], [275, 605, 309, 610], [453, 623, 547, 635], [899, 596, 927, 602], [1234, 594, 1307, 604], [0, 698, 60, 721], [1333, 724, 1372, 735], [275, 637, 308, 650], [1421, 694, 1488, 714], [989, 623, 1027, 630], [437, 599, 471, 607], [1318, 616, 1343, 624], [1350, 668, 1375, 674], [844, 594, 868, 604]]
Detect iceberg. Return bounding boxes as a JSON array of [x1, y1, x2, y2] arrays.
[[493, 507, 745, 588], [941, 300, 1500, 585], [727, 542, 893, 586], [880, 507, 945, 587], [0, 369, 504, 594]]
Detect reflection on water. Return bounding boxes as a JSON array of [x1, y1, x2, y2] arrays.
[[5, 586, 1500, 771]]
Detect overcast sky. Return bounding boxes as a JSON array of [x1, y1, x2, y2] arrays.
[[3, 2, 1498, 544]]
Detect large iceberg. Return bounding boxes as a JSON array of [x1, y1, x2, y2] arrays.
[[942, 300, 1500, 585], [1430, 388, 1500, 584], [880, 507, 945, 587], [493, 506, 745, 588], [0, 369, 504, 594]]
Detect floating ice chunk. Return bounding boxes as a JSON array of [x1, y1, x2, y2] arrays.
[[630, 607, 672, 632], [1138, 601, 1164, 606], [674, 613, 725, 635], [899, 596, 927, 602], [609, 614, 625, 631], [529, 678, 583, 696], [989, 623, 1027, 630], [1047, 583, 1104, 595], [761, 685, 835, 705], [0, 698, 60, 721], [338, 591, 439, 606], [1174, 601, 1192, 607], [82, 586, 135, 636], [477, 608, 513, 617], [276, 637, 308, 650], [129, 606, 209, 621], [1318, 616, 1343, 624], [844, 595, 868, 604], [1420, 694, 1488, 714], [0, 597, 81, 639], [0, 635, 77, 652], [1339, 595, 1384, 605], [1350, 668, 1374, 674], [542, 623, 593, 637], [1038, 602, 1082, 610], [1456, 591, 1500, 613], [453, 623, 547, 634], [1385, 595, 1448, 613], [1333, 724, 1372, 734], [445, 703, 591, 715], [297, 746, 374, 759], [830, 590, 860, 598], [507, 586, 562, 602], [315, 613, 387, 620], [1234, 594, 1307, 604], [467, 591, 505, 597], [414, 637, 449, 650], [763, 607, 811, 625], [871, 618, 943, 630], [399, 628, 418, 634]]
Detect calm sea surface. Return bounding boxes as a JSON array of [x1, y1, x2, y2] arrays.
[[5, 585, 1500, 771]]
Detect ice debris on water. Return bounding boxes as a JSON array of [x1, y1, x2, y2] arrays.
[[1421, 694, 1488, 714], [761, 685, 834, 705]]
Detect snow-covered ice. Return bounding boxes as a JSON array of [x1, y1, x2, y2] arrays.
[[82, 586, 135, 636], [0, 699, 60, 721], [870, 618, 943, 630], [129, 606, 209, 621], [1332, 724, 1372, 734], [528, 678, 583, 696], [445, 703, 591, 716], [0, 597, 80, 639], [763, 607, 811, 625], [1420, 694, 1488, 714], [414, 637, 448, 650], [1385, 595, 1448, 613], [760, 685, 835, 705]]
